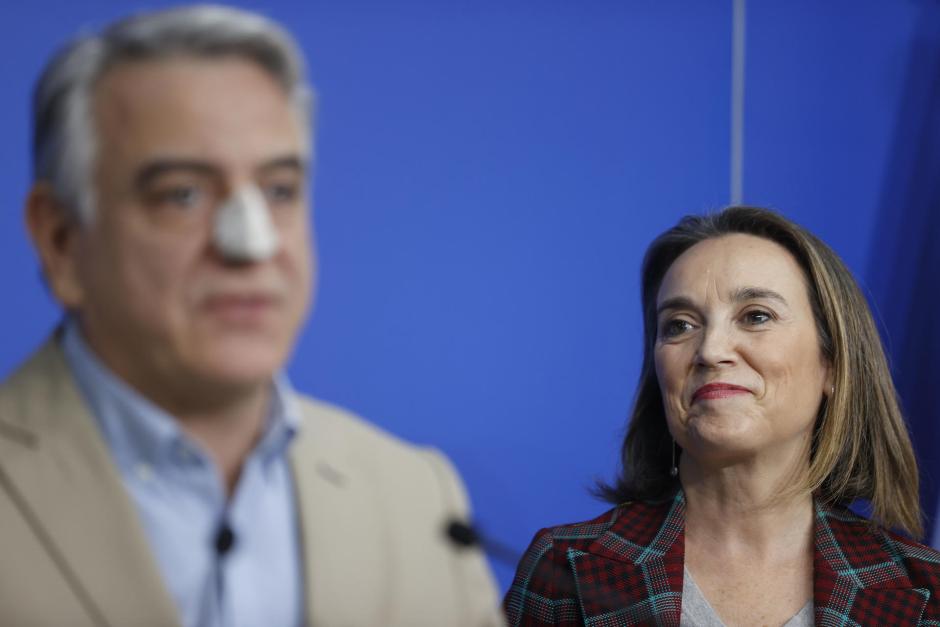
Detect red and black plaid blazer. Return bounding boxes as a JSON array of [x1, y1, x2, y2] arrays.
[[504, 491, 940, 626]]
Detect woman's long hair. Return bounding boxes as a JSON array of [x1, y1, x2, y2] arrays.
[[597, 206, 922, 538]]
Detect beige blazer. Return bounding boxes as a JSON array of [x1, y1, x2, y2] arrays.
[[0, 340, 503, 627]]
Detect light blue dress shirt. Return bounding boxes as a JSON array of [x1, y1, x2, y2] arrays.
[[61, 321, 304, 627]]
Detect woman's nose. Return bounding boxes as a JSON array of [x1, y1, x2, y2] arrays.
[[694, 324, 737, 368]]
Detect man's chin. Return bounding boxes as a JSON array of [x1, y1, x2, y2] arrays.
[[188, 340, 290, 389]]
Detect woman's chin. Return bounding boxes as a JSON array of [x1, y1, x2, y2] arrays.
[[681, 422, 768, 467]]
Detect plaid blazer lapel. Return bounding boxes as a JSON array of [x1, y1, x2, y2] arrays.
[[568, 492, 685, 627], [813, 502, 930, 626]]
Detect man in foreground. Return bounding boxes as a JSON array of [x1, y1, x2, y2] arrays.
[[0, 5, 501, 626]]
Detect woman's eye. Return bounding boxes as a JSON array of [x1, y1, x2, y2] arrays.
[[742, 310, 772, 326], [661, 319, 694, 339]]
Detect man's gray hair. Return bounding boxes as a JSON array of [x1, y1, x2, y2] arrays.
[[33, 4, 313, 222]]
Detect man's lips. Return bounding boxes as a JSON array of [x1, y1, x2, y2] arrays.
[[202, 293, 279, 322], [692, 382, 751, 403]]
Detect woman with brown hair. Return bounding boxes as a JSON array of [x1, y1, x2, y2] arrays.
[[505, 207, 940, 626]]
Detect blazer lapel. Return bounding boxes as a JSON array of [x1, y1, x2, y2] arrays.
[[0, 340, 179, 627], [290, 399, 391, 626], [813, 503, 929, 626], [553, 492, 932, 627], [569, 493, 685, 627]]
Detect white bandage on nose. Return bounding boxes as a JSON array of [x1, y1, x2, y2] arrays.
[[213, 185, 281, 262]]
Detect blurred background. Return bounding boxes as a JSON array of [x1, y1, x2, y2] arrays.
[[0, 0, 937, 591]]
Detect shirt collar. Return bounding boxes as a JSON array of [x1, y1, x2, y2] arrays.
[[258, 372, 301, 465], [60, 317, 300, 473]]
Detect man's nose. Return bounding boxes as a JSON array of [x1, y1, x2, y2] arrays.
[[212, 185, 281, 262]]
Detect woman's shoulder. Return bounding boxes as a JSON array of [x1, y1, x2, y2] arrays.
[[505, 496, 684, 624], [523, 506, 621, 556], [505, 507, 627, 621], [817, 502, 940, 585], [526, 495, 682, 553], [879, 525, 940, 584]]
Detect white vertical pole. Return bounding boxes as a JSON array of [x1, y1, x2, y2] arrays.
[[730, 0, 747, 205]]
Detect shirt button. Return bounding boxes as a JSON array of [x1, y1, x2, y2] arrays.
[[135, 463, 153, 482], [177, 444, 198, 463]]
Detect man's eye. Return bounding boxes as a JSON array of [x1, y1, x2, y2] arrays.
[[661, 319, 694, 339], [264, 182, 300, 204], [152, 185, 204, 209]]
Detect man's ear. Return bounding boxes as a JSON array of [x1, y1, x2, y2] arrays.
[[25, 183, 85, 309]]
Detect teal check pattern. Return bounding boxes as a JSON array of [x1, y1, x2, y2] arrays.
[[504, 491, 940, 626]]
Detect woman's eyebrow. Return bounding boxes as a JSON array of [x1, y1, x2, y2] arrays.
[[656, 287, 788, 316], [656, 296, 696, 316], [732, 286, 789, 305]]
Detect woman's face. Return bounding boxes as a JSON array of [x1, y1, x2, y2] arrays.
[[653, 234, 830, 468]]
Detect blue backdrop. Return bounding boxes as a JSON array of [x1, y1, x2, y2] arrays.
[[0, 0, 936, 591]]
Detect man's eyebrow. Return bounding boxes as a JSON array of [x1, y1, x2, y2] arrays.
[[656, 287, 789, 316], [134, 155, 307, 190], [134, 160, 219, 190], [257, 155, 307, 175]]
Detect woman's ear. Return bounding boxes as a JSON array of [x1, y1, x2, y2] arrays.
[[823, 362, 834, 399], [25, 183, 86, 309]]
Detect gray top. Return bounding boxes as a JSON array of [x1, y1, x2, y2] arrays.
[[680, 567, 814, 627]]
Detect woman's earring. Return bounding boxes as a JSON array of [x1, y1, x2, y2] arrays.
[[670, 440, 679, 477]]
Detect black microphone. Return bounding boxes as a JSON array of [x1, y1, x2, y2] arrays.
[[446, 519, 479, 548], [214, 523, 236, 557], [445, 519, 521, 566]]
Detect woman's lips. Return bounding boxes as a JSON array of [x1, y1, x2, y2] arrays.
[[692, 382, 751, 403]]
